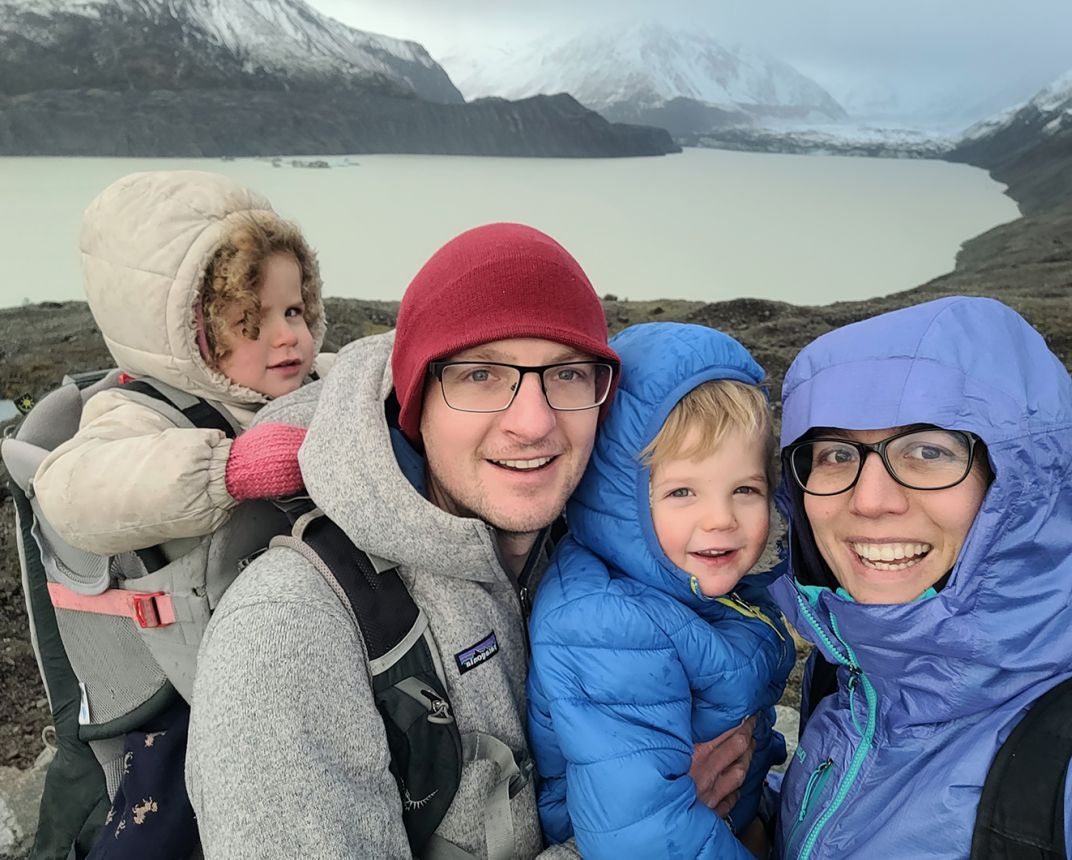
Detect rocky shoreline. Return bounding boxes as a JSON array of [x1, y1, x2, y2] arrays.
[[0, 89, 678, 159], [0, 148, 1069, 855]]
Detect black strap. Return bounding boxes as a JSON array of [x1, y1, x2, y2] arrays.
[[971, 677, 1072, 860], [298, 514, 462, 855], [119, 379, 236, 572], [120, 379, 237, 440], [300, 515, 418, 661]]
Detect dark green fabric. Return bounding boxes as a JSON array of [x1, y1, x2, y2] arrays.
[[11, 483, 108, 859], [77, 681, 177, 742]]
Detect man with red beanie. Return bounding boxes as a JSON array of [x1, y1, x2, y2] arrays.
[[187, 223, 751, 858]]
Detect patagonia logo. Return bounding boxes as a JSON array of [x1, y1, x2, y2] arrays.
[[455, 631, 499, 675]]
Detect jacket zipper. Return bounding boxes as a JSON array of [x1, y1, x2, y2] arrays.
[[716, 592, 787, 641], [512, 524, 550, 654], [784, 758, 835, 858], [792, 592, 878, 860]]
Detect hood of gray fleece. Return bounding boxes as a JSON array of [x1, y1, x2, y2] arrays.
[[296, 331, 504, 582]]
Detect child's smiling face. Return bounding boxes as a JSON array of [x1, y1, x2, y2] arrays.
[[216, 253, 315, 398], [649, 428, 771, 597]]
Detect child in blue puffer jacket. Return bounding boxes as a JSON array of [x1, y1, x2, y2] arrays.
[[528, 322, 794, 859]]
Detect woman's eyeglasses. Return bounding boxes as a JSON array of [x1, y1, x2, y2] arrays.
[[786, 427, 980, 496]]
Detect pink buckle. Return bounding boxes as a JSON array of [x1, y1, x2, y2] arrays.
[[48, 583, 176, 628], [131, 592, 164, 628]]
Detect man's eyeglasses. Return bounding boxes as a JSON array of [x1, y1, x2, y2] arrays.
[[428, 360, 616, 413], [786, 427, 981, 496]]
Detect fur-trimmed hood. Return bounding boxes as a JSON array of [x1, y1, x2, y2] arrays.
[[80, 170, 326, 408]]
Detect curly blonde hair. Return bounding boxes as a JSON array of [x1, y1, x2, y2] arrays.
[[640, 379, 777, 489], [200, 214, 323, 367]]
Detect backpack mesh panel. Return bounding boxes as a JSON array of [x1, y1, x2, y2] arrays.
[[55, 609, 168, 726], [32, 516, 112, 593], [89, 737, 129, 802], [109, 552, 148, 581]]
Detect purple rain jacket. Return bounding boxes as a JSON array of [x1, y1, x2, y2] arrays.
[[770, 297, 1072, 859]]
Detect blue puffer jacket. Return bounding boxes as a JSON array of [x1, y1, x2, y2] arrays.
[[528, 322, 795, 859], [771, 297, 1072, 859]]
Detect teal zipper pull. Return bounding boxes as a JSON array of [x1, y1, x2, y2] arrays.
[[798, 759, 834, 821], [792, 600, 879, 860], [785, 757, 837, 857]]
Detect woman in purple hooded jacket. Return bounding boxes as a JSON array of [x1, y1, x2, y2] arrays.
[[771, 296, 1072, 859]]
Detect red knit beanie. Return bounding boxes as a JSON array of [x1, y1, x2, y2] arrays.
[[393, 222, 620, 443]]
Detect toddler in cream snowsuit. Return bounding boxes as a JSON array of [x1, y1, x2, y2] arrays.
[[32, 169, 330, 859]]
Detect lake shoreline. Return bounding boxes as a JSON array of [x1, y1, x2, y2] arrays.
[[0, 149, 1018, 308]]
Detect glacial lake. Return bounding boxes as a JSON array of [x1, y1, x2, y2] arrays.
[[0, 148, 1018, 308]]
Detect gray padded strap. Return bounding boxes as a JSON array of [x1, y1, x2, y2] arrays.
[[370, 614, 429, 677], [424, 833, 479, 860], [461, 732, 521, 860]]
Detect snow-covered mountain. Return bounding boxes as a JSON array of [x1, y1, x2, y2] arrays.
[[441, 21, 846, 134], [949, 69, 1072, 213], [0, 0, 463, 102], [961, 70, 1072, 144], [0, 0, 684, 158]]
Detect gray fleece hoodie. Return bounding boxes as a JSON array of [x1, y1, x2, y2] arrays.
[[186, 332, 578, 859]]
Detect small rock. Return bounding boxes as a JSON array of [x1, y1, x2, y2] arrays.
[[0, 746, 53, 859], [773, 704, 800, 773]]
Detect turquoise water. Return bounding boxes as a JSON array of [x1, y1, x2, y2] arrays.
[[0, 148, 1018, 308]]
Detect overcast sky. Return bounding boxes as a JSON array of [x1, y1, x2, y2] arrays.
[[309, 0, 1072, 126]]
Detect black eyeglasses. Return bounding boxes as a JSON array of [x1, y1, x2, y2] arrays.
[[429, 360, 616, 413], [786, 427, 981, 496]]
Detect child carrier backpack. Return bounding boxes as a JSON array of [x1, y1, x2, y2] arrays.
[[2, 369, 292, 859], [6, 371, 526, 859]]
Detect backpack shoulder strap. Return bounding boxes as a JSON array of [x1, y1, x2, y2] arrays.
[[119, 378, 238, 440], [299, 514, 419, 660], [971, 676, 1072, 860], [272, 512, 464, 856], [117, 377, 239, 572]]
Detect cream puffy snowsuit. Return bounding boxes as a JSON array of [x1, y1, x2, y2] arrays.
[[33, 170, 328, 556]]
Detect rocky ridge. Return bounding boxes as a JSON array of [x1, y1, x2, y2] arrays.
[[0, 0, 677, 158], [0, 88, 678, 158], [949, 68, 1072, 213]]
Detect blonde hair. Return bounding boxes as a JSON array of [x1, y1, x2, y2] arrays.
[[201, 214, 323, 366], [641, 379, 776, 487]]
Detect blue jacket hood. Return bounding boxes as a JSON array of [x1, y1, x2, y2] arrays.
[[567, 322, 768, 610], [774, 295, 1072, 722]]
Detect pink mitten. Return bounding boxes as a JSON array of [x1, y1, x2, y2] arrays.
[[225, 423, 307, 501]]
